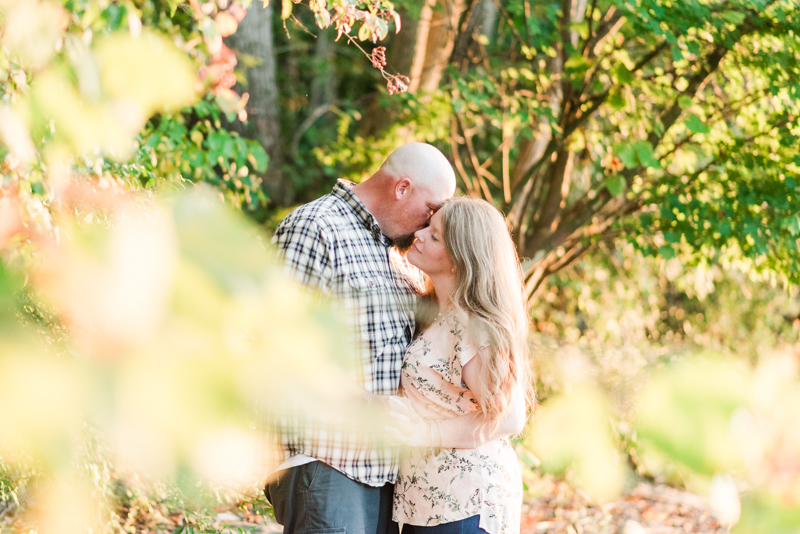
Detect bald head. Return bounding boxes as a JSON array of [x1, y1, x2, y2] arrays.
[[353, 143, 456, 249], [379, 142, 456, 199]]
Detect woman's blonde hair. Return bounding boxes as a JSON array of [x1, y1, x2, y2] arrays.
[[419, 197, 533, 428]]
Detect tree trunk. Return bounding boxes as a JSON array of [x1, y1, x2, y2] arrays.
[[404, 0, 437, 94], [309, 26, 335, 111], [507, 0, 587, 241], [361, 0, 467, 138], [225, 2, 287, 204], [474, 0, 497, 42], [416, 0, 467, 94], [359, 2, 434, 137]]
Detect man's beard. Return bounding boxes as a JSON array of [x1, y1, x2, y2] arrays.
[[391, 233, 416, 253]]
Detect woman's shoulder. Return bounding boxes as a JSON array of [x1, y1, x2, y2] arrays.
[[447, 310, 492, 349]]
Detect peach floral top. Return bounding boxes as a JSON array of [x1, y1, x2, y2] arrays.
[[392, 310, 522, 534]]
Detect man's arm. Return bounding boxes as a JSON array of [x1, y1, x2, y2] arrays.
[[273, 213, 335, 295]]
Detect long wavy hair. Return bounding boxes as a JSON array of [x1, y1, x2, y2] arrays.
[[417, 197, 533, 429]]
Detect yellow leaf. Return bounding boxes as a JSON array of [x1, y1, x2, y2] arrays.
[[29, 31, 196, 157], [3, 0, 69, 69], [392, 10, 401, 33], [281, 0, 292, 19], [215, 12, 238, 37], [95, 31, 196, 115], [358, 23, 371, 41]]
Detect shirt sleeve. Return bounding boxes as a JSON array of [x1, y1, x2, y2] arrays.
[[272, 212, 335, 296]]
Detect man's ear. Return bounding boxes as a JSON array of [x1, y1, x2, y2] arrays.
[[395, 178, 411, 200]]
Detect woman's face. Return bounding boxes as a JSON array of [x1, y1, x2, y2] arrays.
[[407, 209, 455, 278]]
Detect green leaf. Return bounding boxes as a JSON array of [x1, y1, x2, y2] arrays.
[[565, 55, 589, 71], [608, 90, 625, 110], [783, 216, 800, 236], [570, 21, 589, 40], [637, 358, 749, 475], [248, 146, 269, 172], [613, 63, 633, 85], [738, 494, 800, 534], [634, 141, 661, 169], [658, 245, 676, 259], [721, 11, 746, 25], [672, 46, 683, 62], [605, 175, 625, 196], [685, 113, 711, 134], [615, 144, 637, 168], [167, 0, 182, 16]]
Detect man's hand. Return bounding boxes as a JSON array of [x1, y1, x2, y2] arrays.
[[382, 396, 430, 447]]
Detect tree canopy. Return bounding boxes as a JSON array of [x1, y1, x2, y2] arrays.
[[321, 0, 800, 299]]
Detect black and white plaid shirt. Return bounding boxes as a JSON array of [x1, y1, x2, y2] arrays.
[[271, 179, 423, 485]]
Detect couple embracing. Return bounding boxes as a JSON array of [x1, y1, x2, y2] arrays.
[[267, 143, 532, 534]]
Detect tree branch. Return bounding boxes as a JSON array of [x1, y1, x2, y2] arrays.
[[510, 37, 669, 206], [583, 0, 599, 52], [527, 148, 574, 247], [450, 0, 481, 66], [647, 15, 763, 148], [490, 0, 528, 48], [582, 7, 623, 58], [450, 115, 477, 195]]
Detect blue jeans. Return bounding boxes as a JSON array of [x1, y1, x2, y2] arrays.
[[265, 461, 398, 534], [401, 516, 488, 534]]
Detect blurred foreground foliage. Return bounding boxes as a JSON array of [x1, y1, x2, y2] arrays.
[[0, 1, 391, 532], [0, 185, 369, 534], [522, 242, 800, 532], [0, 0, 799, 533]]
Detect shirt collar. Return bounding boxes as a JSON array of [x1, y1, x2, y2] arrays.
[[332, 179, 391, 247]]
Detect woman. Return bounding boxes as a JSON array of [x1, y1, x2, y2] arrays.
[[385, 197, 532, 534]]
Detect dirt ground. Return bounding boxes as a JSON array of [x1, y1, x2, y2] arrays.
[[215, 480, 728, 534], [520, 481, 729, 534]]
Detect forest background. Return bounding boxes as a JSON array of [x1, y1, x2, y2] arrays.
[[1, 0, 800, 533]]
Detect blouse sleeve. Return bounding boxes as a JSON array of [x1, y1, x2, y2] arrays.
[[456, 321, 492, 367]]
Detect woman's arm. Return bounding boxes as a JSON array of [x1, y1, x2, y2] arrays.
[[383, 348, 528, 448], [439, 375, 526, 448]]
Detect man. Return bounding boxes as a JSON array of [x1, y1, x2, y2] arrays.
[[267, 143, 457, 534]]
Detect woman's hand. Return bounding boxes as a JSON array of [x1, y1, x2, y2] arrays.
[[382, 396, 431, 447]]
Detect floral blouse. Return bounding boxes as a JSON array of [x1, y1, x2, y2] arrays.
[[392, 310, 522, 534]]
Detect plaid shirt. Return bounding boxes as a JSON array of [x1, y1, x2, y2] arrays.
[[271, 179, 423, 485]]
